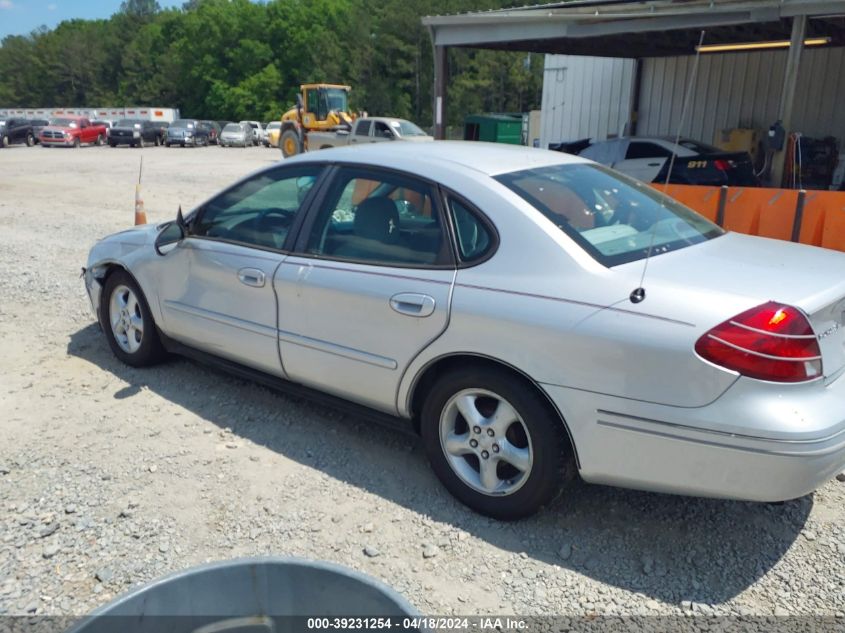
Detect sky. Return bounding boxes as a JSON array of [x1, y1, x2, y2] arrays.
[[0, 0, 184, 38]]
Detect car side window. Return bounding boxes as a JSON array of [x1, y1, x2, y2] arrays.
[[374, 122, 392, 138], [448, 198, 493, 263], [355, 120, 372, 137], [192, 166, 323, 251], [625, 142, 673, 160], [304, 168, 447, 267]]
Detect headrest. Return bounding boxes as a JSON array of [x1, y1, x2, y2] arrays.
[[354, 197, 400, 244]]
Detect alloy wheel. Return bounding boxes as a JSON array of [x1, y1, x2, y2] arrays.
[[109, 284, 144, 354], [439, 389, 534, 496]]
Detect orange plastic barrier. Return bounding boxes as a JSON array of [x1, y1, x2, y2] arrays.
[[652, 184, 720, 223], [723, 188, 799, 241], [651, 183, 845, 255]]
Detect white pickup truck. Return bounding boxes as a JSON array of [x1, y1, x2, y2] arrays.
[[307, 116, 433, 150]]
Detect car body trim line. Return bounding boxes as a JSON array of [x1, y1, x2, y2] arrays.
[[162, 300, 277, 339], [597, 409, 845, 445], [279, 259, 453, 285], [595, 419, 845, 457], [455, 283, 695, 327], [277, 328, 398, 370]]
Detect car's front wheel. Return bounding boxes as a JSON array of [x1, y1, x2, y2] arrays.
[[100, 270, 166, 367], [421, 366, 575, 520]]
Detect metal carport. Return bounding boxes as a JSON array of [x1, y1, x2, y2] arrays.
[[422, 0, 845, 184]]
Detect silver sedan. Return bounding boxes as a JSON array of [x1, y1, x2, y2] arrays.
[[83, 142, 845, 519]]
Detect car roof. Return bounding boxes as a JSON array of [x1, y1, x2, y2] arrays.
[[284, 141, 588, 177]]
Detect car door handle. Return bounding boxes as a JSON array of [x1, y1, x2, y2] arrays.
[[237, 268, 265, 288], [648, 162, 662, 167], [390, 293, 435, 318]]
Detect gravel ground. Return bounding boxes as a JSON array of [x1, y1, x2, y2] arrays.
[[1, 143, 844, 621]]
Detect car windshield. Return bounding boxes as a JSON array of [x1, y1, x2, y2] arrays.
[[390, 120, 426, 137], [50, 118, 78, 128], [171, 120, 194, 129], [496, 163, 723, 267], [322, 88, 348, 112], [116, 119, 142, 128], [223, 124, 242, 132]]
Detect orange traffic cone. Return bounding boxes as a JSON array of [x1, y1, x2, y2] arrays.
[[134, 183, 147, 225]]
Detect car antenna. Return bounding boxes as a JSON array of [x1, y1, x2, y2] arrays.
[[630, 29, 706, 304]]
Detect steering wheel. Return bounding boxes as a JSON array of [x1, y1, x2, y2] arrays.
[[257, 209, 292, 248]]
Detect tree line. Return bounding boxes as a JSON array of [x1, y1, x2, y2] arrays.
[[0, 0, 545, 128]]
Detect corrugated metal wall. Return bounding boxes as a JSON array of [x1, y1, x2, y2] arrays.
[[639, 47, 845, 144], [540, 55, 635, 148], [541, 47, 845, 148]]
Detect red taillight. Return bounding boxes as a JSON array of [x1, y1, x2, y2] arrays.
[[713, 159, 732, 171], [695, 301, 822, 383]]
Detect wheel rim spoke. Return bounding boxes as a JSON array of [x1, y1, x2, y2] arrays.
[[444, 431, 473, 457], [455, 393, 484, 427], [109, 284, 144, 354], [489, 400, 519, 436], [478, 459, 501, 492], [496, 439, 531, 473]]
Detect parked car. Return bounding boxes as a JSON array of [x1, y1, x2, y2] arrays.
[[1, 117, 40, 147], [165, 119, 209, 147], [553, 136, 759, 187], [219, 122, 251, 148], [308, 117, 433, 151], [239, 120, 262, 146], [29, 119, 50, 143], [199, 120, 222, 145], [109, 119, 163, 148], [83, 141, 845, 519], [39, 116, 107, 148], [265, 121, 281, 148], [92, 120, 114, 137]]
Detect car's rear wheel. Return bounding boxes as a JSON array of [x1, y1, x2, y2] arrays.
[[95, 134, 104, 146], [100, 270, 166, 367], [154, 135, 161, 147], [421, 366, 575, 520], [25, 134, 34, 147], [73, 137, 81, 148]]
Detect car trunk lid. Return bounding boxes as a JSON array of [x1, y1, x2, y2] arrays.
[[620, 232, 845, 380]]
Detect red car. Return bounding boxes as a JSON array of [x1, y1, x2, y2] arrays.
[[39, 116, 107, 148]]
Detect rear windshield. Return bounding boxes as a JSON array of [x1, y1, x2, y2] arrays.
[[496, 163, 723, 267], [223, 124, 242, 132], [116, 119, 142, 128], [171, 119, 195, 129]]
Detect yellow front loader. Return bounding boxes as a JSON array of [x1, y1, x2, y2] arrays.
[[279, 83, 355, 157]]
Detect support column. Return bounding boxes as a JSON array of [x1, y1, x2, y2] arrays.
[[770, 15, 807, 188], [628, 58, 643, 136], [434, 44, 448, 140]]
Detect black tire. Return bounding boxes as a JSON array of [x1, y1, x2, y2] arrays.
[[109, 140, 116, 148], [165, 142, 171, 147], [73, 137, 81, 148], [99, 269, 166, 367], [25, 134, 34, 147], [138, 137, 145, 149], [95, 134, 104, 146], [154, 135, 161, 147], [420, 366, 575, 520]]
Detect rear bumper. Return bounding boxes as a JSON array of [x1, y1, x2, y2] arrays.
[[543, 375, 845, 502]]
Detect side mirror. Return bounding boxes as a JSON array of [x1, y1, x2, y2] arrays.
[[155, 208, 187, 256], [154, 221, 184, 256]]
